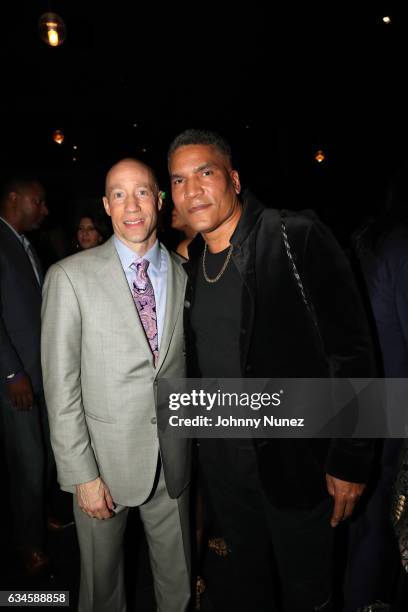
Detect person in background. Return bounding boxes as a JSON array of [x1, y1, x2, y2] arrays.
[[346, 163, 408, 612], [171, 206, 196, 259], [0, 173, 55, 575], [75, 212, 110, 251]]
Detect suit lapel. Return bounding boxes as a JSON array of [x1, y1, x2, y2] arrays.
[[0, 221, 42, 294], [95, 238, 153, 361], [156, 248, 186, 372], [29, 243, 44, 286]]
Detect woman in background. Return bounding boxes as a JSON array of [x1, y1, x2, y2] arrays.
[[171, 207, 196, 259], [75, 213, 109, 251]]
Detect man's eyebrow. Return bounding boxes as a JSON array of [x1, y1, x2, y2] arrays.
[[170, 162, 215, 179], [108, 183, 152, 191], [195, 162, 215, 172]]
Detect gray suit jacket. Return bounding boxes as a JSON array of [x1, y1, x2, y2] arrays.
[[41, 238, 190, 506], [0, 219, 43, 392]]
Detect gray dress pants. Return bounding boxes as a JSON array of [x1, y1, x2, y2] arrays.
[[73, 466, 191, 612]]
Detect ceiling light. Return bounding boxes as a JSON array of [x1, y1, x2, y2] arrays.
[[39, 13, 67, 47]]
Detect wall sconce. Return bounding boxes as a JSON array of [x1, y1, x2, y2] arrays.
[[39, 13, 67, 47], [53, 130, 65, 145], [314, 150, 325, 163]]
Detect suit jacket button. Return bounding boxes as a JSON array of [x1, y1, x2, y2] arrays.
[[151, 416, 157, 424]]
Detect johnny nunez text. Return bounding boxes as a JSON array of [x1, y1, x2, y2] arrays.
[[168, 415, 305, 429]]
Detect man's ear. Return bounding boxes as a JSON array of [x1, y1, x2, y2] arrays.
[[9, 191, 18, 204], [102, 196, 111, 217], [231, 170, 241, 195]]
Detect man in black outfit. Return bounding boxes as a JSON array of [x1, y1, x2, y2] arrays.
[[168, 129, 375, 612]]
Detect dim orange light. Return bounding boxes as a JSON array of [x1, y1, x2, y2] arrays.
[[314, 150, 325, 163], [53, 130, 65, 145]]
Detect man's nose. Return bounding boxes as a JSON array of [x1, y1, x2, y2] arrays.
[[185, 177, 202, 199], [125, 196, 141, 211]]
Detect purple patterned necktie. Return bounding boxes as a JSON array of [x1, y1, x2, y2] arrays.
[[132, 259, 159, 366]]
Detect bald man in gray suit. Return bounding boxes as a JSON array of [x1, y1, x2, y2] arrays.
[[41, 159, 191, 612]]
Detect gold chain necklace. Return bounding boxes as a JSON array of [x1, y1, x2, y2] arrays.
[[202, 243, 233, 283]]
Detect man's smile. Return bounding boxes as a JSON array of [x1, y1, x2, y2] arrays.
[[124, 219, 144, 226]]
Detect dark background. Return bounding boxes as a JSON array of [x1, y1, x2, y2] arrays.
[[0, 2, 407, 245], [0, 4, 407, 608]]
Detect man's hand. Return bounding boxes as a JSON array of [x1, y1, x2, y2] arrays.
[[326, 474, 365, 527], [76, 477, 115, 520], [6, 374, 34, 410]]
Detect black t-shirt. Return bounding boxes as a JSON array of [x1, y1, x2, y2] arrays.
[[191, 247, 243, 378]]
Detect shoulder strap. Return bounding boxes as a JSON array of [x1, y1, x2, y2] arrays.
[[280, 210, 320, 334]]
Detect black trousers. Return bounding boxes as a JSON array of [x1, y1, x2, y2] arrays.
[[199, 439, 333, 612], [343, 439, 402, 611], [0, 389, 55, 550]]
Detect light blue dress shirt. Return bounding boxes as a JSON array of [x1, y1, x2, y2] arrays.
[[114, 236, 168, 348]]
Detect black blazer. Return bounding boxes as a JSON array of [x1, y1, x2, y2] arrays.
[[183, 192, 376, 509], [362, 224, 408, 378], [0, 219, 43, 392]]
